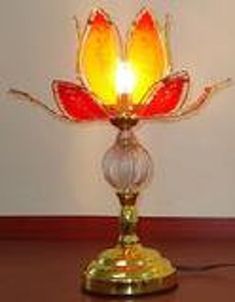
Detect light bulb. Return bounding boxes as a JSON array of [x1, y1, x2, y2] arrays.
[[116, 62, 135, 95]]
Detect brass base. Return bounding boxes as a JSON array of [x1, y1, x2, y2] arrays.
[[83, 243, 177, 296]]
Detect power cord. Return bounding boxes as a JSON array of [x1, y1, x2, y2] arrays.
[[176, 263, 235, 272]]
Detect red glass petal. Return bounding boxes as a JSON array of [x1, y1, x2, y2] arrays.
[[127, 8, 170, 104], [90, 9, 108, 26], [52, 81, 109, 121], [78, 9, 121, 106], [136, 71, 190, 118], [139, 9, 155, 29]]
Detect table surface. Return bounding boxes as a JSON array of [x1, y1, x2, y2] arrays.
[[0, 237, 235, 302]]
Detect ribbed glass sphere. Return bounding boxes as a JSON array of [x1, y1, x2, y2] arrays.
[[102, 130, 153, 193]]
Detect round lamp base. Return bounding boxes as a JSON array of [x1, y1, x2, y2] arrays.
[[83, 244, 177, 296]]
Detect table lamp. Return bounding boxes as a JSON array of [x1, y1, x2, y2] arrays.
[[9, 8, 230, 296]]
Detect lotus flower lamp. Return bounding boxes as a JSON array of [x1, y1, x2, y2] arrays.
[[9, 8, 230, 296]]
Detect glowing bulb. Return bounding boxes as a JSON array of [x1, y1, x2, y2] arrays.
[[116, 62, 135, 95]]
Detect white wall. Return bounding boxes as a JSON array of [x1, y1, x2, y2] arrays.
[[0, 0, 234, 216]]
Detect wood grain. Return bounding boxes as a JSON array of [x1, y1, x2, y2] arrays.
[[0, 216, 234, 240], [0, 237, 235, 302]]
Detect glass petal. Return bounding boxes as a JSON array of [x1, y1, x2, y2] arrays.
[[165, 78, 232, 121], [52, 81, 108, 121], [127, 9, 170, 104], [78, 9, 121, 106], [136, 71, 190, 117]]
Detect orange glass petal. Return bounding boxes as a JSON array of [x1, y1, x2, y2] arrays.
[[52, 81, 108, 121], [136, 71, 190, 117], [127, 9, 170, 104], [78, 9, 121, 106]]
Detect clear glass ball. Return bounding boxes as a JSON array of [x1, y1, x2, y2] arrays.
[[102, 130, 153, 193]]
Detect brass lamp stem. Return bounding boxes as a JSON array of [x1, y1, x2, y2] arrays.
[[117, 192, 139, 246], [83, 121, 177, 295]]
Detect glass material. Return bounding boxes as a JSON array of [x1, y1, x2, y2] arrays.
[[55, 7, 225, 122], [102, 129, 153, 193], [164, 78, 231, 120], [136, 71, 190, 117], [10, 8, 230, 123], [52, 81, 108, 121], [78, 8, 171, 107], [127, 9, 170, 104], [78, 9, 120, 106]]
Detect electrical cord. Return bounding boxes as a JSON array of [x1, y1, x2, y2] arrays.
[[176, 263, 235, 272]]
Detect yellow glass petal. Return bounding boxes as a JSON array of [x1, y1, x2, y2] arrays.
[[78, 9, 121, 105], [127, 9, 170, 104]]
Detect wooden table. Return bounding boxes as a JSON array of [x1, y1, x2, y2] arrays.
[[0, 237, 235, 302]]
